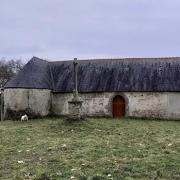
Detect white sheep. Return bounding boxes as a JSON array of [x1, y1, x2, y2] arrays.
[[21, 114, 28, 121]]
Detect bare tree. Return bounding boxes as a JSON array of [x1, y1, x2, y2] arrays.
[[0, 58, 24, 87]]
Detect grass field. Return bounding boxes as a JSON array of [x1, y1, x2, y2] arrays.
[[0, 118, 180, 180]]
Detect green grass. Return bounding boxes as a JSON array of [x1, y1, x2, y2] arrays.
[[0, 118, 180, 180]]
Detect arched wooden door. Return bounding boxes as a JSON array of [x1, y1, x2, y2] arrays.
[[112, 96, 125, 118]]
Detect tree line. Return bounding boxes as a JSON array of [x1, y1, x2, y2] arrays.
[[0, 58, 25, 88]]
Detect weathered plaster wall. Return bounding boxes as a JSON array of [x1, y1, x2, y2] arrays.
[[167, 93, 180, 118], [52, 93, 111, 117], [126, 93, 168, 118], [52, 92, 180, 119], [4, 89, 180, 119], [4, 89, 51, 119]]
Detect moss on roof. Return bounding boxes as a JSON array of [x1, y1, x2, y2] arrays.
[[5, 56, 180, 92]]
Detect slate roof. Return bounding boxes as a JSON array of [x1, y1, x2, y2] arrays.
[[5, 56, 180, 92]]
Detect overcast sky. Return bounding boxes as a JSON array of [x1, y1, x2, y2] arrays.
[[0, 0, 180, 61]]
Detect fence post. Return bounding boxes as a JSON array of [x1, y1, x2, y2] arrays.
[[0, 85, 4, 121]]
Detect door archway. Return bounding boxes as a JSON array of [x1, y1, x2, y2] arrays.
[[112, 95, 125, 118]]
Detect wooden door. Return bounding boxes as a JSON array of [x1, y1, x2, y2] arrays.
[[113, 96, 125, 118]]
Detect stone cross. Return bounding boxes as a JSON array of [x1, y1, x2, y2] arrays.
[[73, 58, 78, 99], [67, 58, 84, 121]]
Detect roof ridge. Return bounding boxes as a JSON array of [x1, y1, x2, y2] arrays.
[[47, 57, 180, 63]]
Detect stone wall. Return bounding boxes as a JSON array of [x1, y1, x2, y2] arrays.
[[167, 93, 180, 118], [52, 92, 180, 119], [4, 89, 51, 119], [52, 93, 112, 117], [4, 89, 180, 119], [126, 92, 168, 118]]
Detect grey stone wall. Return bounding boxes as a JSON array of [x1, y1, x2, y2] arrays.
[[4, 89, 180, 119], [52, 93, 112, 117], [52, 92, 180, 119], [167, 93, 180, 118], [126, 92, 168, 118], [4, 89, 51, 119]]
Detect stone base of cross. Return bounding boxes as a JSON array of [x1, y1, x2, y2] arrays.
[[67, 99, 84, 121]]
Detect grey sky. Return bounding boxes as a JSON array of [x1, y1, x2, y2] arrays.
[[0, 0, 180, 61]]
